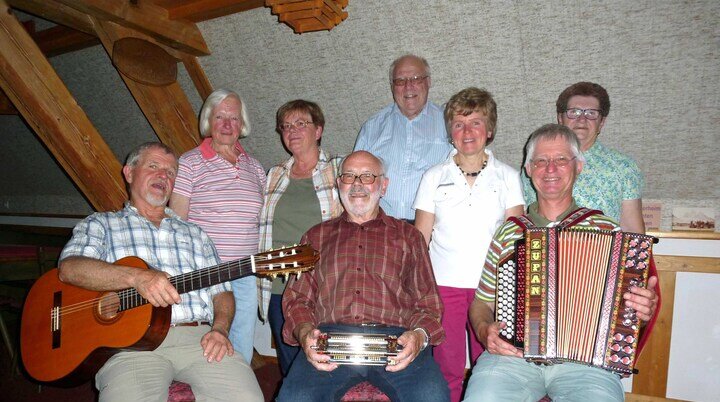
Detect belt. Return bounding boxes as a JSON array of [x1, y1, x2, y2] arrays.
[[174, 321, 211, 327]]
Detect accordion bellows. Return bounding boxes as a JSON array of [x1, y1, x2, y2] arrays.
[[495, 228, 657, 376]]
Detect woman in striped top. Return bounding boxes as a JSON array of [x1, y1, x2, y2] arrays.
[[170, 89, 266, 367]]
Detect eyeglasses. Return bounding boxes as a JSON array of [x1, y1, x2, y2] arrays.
[[530, 156, 577, 169], [392, 75, 428, 87], [338, 173, 383, 184], [279, 121, 313, 131], [564, 108, 602, 120]]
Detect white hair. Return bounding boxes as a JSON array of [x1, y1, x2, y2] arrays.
[[198, 89, 250, 138]]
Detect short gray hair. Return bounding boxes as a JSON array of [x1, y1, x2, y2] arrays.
[[198, 89, 250, 138], [524, 123, 586, 168], [388, 54, 431, 83], [125, 141, 177, 168]]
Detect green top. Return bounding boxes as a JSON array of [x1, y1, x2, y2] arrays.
[[526, 199, 579, 227], [271, 177, 321, 294]]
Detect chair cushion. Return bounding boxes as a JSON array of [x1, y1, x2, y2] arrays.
[[168, 381, 195, 402], [341, 381, 391, 401]]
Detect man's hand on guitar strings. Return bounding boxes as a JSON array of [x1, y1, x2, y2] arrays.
[[131, 268, 181, 307]]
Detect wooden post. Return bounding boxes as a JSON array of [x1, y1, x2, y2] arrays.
[[94, 19, 201, 156], [0, 1, 125, 211]]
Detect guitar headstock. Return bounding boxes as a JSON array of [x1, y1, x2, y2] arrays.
[[255, 244, 319, 279]]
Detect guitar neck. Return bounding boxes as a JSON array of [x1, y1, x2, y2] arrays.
[[118, 256, 254, 312]]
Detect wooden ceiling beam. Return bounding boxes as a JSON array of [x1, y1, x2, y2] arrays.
[[33, 25, 100, 57], [94, 19, 201, 156], [158, 0, 264, 22], [0, 2, 126, 211], [54, 0, 210, 56], [7, 0, 96, 35]]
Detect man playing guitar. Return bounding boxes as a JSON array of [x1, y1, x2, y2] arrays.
[[57, 142, 263, 401]]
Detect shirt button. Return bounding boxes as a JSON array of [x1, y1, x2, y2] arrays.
[[322, 210, 326, 214], [358, 245, 363, 249], [356, 268, 361, 271], [355, 290, 360, 295], [355, 315, 360, 320]]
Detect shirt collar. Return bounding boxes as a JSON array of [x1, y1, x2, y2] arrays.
[[198, 137, 246, 160], [280, 148, 330, 172], [122, 201, 180, 221], [340, 208, 394, 228], [526, 199, 579, 227], [391, 100, 431, 121]]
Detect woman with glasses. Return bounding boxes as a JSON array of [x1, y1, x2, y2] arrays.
[[170, 89, 265, 368], [258, 99, 343, 376], [413, 87, 525, 402], [522, 81, 645, 233]]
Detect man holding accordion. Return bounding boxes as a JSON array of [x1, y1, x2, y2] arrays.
[[464, 124, 659, 402]]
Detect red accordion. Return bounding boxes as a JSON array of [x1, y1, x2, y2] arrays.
[[495, 228, 657, 376]]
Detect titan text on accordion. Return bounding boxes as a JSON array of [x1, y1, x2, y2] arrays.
[[495, 227, 657, 375], [311, 332, 403, 366]]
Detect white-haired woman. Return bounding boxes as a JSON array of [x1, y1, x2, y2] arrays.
[[170, 89, 265, 367]]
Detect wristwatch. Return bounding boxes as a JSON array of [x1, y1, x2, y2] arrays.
[[413, 327, 429, 351]]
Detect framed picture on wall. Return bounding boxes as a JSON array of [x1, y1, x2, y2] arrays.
[[672, 207, 716, 231]]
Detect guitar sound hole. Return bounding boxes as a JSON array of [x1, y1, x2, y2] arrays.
[[96, 292, 122, 322]]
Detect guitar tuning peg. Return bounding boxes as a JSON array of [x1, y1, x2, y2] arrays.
[[271, 273, 277, 279], [296, 272, 301, 279], [284, 273, 289, 281]]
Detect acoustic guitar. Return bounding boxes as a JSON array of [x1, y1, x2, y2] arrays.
[[20, 245, 318, 384]]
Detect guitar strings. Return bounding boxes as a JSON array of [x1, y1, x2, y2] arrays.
[[52, 253, 308, 318]]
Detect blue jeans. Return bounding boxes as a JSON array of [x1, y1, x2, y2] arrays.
[[277, 324, 450, 402], [463, 352, 624, 402], [269, 293, 300, 376], [228, 275, 257, 365]]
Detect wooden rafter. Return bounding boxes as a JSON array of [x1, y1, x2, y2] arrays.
[[56, 0, 209, 56], [94, 19, 201, 155], [7, 0, 96, 35], [153, 0, 264, 23], [0, 1, 126, 211], [33, 25, 99, 57]]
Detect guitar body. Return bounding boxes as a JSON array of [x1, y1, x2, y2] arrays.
[[20, 256, 171, 385], [20, 245, 319, 384]]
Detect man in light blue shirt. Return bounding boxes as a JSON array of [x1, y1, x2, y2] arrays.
[[354, 54, 452, 222]]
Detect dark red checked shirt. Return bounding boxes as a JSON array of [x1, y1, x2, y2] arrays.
[[282, 209, 445, 345]]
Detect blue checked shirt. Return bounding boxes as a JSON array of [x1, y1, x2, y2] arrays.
[[60, 203, 229, 325], [354, 101, 453, 220]]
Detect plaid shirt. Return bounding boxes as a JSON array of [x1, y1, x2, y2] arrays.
[[60, 203, 228, 324], [282, 210, 445, 345], [257, 148, 343, 320]]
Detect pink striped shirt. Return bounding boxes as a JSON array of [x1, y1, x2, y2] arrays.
[[173, 138, 266, 261]]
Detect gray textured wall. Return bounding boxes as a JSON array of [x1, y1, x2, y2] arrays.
[[0, 0, 718, 230]]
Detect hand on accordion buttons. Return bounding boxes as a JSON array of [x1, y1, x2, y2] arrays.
[[484, 321, 523, 358], [623, 275, 659, 323]]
